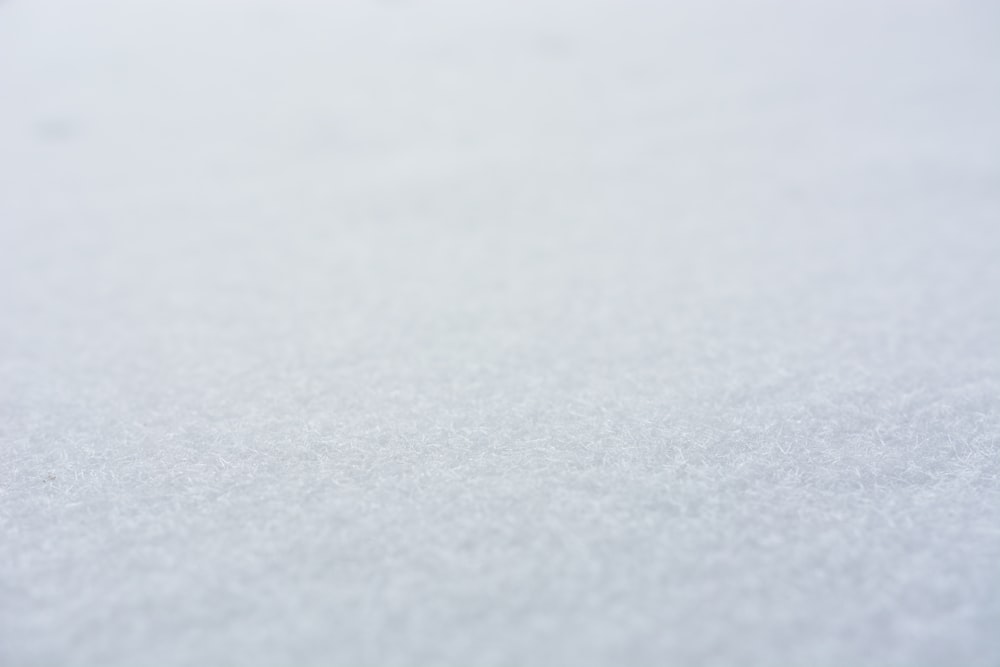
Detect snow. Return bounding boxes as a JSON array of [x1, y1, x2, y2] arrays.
[[2, 1, 999, 665]]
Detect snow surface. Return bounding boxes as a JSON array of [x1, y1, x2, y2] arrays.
[[2, 1, 1000, 665]]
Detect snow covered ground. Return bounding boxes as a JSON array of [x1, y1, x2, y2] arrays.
[[2, 1, 999, 665]]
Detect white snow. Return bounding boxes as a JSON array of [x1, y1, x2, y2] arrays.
[[2, 1, 999, 665]]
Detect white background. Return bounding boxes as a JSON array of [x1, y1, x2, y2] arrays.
[[2, 1, 999, 665]]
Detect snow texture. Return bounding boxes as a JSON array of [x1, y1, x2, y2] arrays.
[[2, 1, 1000, 665]]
